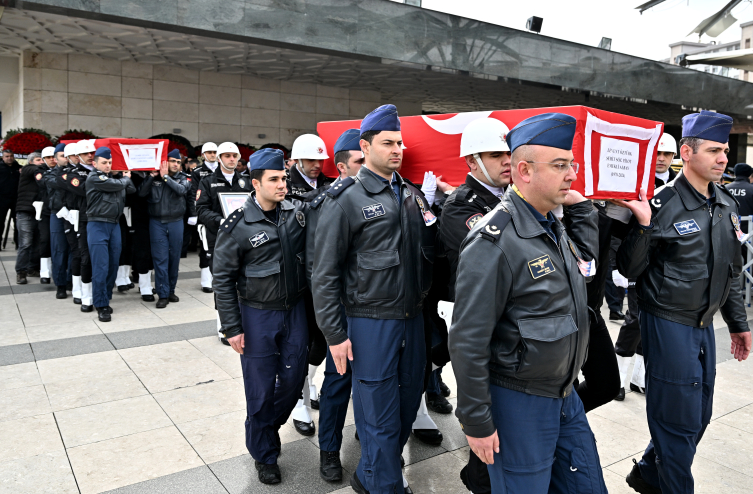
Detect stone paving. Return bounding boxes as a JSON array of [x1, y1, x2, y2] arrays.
[[1, 250, 752, 493]]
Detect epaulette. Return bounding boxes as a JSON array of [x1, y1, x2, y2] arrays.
[[221, 207, 244, 234], [649, 183, 677, 211], [310, 190, 328, 208], [717, 182, 739, 206], [328, 176, 355, 197], [403, 177, 420, 190], [478, 208, 512, 243]]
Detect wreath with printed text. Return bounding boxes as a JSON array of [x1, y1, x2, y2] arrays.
[[2, 128, 54, 158]]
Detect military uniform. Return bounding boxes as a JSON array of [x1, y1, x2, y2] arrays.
[[618, 111, 750, 494], [45, 145, 71, 293], [189, 160, 218, 290], [60, 163, 93, 307]]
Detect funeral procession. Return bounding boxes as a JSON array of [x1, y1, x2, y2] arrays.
[[2, 1, 753, 493]]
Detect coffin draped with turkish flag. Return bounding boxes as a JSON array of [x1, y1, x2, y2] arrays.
[[60, 138, 169, 171], [316, 105, 663, 201]]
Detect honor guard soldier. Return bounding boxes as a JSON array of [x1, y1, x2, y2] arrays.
[[449, 113, 607, 494], [195, 142, 252, 344], [307, 128, 363, 482], [440, 117, 511, 493], [213, 148, 309, 486], [614, 132, 679, 401], [138, 148, 190, 308], [189, 142, 219, 293], [36, 146, 56, 284], [312, 105, 435, 494], [616, 111, 751, 494], [288, 134, 334, 199], [60, 141, 96, 310], [85, 147, 136, 322], [46, 143, 71, 298]]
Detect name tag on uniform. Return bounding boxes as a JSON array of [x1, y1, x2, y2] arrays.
[[673, 219, 700, 235], [528, 255, 555, 279], [249, 232, 269, 248], [362, 203, 385, 220]]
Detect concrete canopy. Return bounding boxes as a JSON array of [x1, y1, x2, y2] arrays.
[[0, 0, 751, 125]]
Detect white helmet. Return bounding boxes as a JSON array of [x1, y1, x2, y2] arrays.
[[77, 140, 96, 154], [63, 143, 78, 157], [216, 142, 240, 157], [460, 118, 510, 157], [202, 142, 218, 153], [657, 133, 676, 154], [41, 146, 55, 158], [291, 134, 329, 160]]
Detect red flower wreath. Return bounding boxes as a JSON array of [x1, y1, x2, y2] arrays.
[[3, 131, 53, 156]]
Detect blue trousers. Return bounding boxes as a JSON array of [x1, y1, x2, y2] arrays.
[[240, 300, 309, 464], [318, 307, 352, 452], [637, 312, 715, 494], [149, 218, 183, 299], [87, 221, 121, 308], [487, 385, 606, 494], [49, 213, 69, 287], [350, 315, 425, 494]]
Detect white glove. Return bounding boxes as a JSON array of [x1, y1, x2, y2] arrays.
[[56, 206, 70, 219], [187, 216, 198, 226], [123, 207, 132, 227], [612, 270, 629, 289], [420, 171, 437, 206], [68, 210, 80, 232], [32, 202, 43, 221]]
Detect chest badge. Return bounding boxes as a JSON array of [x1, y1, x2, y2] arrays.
[[249, 232, 270, 248], [466, 213, 483, 230], [415, 195, 437, 226], [673, 219, 700, 235], [296, 211, 305, 227], [362, 203, 386, 220], [239, 179, 245, 188], [732, 213, 744, 241], [528, 255, 555, 279]]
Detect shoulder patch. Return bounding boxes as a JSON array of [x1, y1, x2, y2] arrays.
[[221, 208, 244, 234], [478, 209, 512, 243], [466, 213, 484, 230], [310, 191, 328, 209], [328, 176, 355, 198]]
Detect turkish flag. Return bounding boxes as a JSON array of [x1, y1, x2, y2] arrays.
[[60, 138, 169, 171], [317, 105, 663, 201]]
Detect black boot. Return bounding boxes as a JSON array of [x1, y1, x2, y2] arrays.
[[293, 419, 315, 436], [254, 461, 281, 485], [427, 393, 453, 414], [96, 307, 111, 322], [438, 376, 451, 397], [350, 472, 369, 494], [40, 277, 50, 284], [16, 271, 27, 285], [615, 387, 625, 401], [56, 286, 68, 299], [609, 310, 625, 321], [319, 450, 343, 482], [412, 428, 443, 446], [626, 459, 661, 494], [80, 304, 93, 313]]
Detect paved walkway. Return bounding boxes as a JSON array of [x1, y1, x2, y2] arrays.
[[1, 250, 752, 493]]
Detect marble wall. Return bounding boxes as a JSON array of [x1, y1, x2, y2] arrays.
[[6, 51, 422, 147]]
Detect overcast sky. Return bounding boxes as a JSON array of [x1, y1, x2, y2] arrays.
[[418, 0, 753, 61]]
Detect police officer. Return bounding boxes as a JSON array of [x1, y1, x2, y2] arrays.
[[86, 147, 136, 322], [725, 163, 753, 231], [616, 111, 751, 494], [190, 142, 219, 293], [439, 117, 511, 492], [138, 149, 189, 308], [614, 132, 679, 401], [213, 148, 309, 485], [46, 143, 71, 298], [312, 105, 434, 494], [60, 141, 95, 310], [36, 146, 56, 284], [288, 134, 334, 198], [449, 113, 606, 493], [306, 128, 363, 482], [196, 142, 252, 344]]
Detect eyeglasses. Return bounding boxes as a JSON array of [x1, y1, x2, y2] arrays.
[[526, 161, 579, 174]]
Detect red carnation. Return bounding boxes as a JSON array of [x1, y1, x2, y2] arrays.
[[3, 132, 53, 156]]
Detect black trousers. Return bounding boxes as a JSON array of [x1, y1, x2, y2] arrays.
[[0, 201, 17, 249], [77, 221, 92, 283], [614, 287, 642, 357], [39, 214, 51, 258], [65, 225, 81, 277], [131, 218, 153, 275]]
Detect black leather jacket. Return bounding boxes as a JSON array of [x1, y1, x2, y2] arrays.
[[440, 174, 502, 301], [617, 173, 749, 333], [61, 164, 92, 221], [85, 171, 136, 223], [311, 167, 437, 346], [46, 164, 70, 213], [213, 194, 309, 338], [196, 167, 252, 251], [448, 190, 598, 438], [305, 177, 342, 286], [138, 172, 189, 223], [288, 164, 334, 200]]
